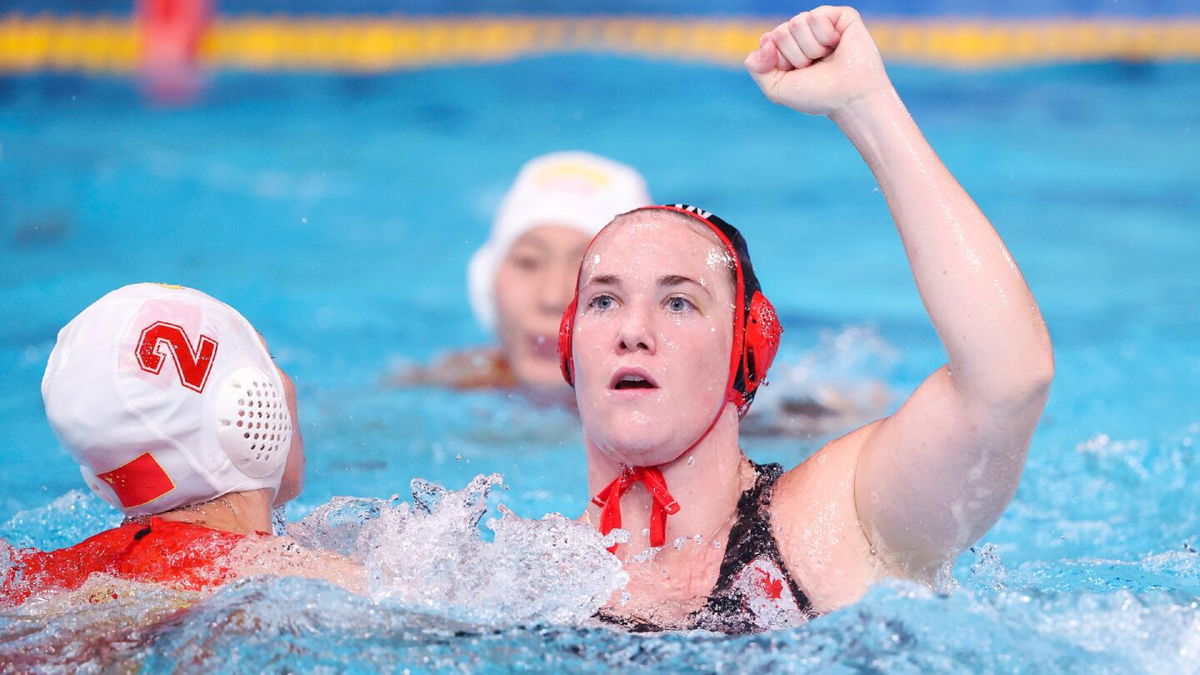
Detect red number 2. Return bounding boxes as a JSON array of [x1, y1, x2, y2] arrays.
[[136, 321, 219, 393]]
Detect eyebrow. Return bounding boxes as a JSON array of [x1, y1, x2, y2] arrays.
[[589, 274, 620, 286], [585, 273, 711, 296], [658, 274, 702, 289]]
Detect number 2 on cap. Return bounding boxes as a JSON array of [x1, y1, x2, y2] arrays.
[[136, 321, 219, 393]]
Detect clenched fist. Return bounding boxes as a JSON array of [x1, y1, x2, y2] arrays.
[[745, 6, 893, 117]]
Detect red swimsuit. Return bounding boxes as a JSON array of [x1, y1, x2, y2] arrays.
[[2, 518, 247, 607]]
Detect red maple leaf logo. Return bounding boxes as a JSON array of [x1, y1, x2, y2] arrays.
[[756, 568, 783, 600]]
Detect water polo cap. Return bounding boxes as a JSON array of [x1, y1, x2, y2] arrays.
[[558, 204, 782, 417], [468, 151, 651, 332], [42, 283, 293, 517]]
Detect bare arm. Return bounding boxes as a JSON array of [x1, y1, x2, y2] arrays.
[[747, 6, 1053, 577], [230, 535, 367, 595]]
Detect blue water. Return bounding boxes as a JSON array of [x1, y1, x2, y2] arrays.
[[1, 57, 1198, 670]]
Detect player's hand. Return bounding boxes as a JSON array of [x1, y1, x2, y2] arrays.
[[745, 6, 892, 117]]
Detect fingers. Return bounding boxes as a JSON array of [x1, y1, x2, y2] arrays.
[[756, 7, 849, 72], [770, 19, 811, 70], [744, 34, 780, 75], [791, 15, 830, 61], [807, 10, 841, 50]]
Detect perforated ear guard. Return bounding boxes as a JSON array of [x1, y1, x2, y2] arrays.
[[214, 366, 293, 478]]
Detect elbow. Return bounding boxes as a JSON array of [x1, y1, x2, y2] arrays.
[[1002, 320, 1055, 406], [1028, 327, 1056, 393], [1025, 345, 1055, 398], [961, 345, 1055, 411], [1001, 344, 1055, 411]]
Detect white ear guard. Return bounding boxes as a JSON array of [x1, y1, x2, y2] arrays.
[[215, 366, 293, 479]]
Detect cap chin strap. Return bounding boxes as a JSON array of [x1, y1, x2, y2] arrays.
[[591, 397, 731, 553], [592, 466, 680, 553]]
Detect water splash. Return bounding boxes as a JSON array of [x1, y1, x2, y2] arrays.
[[290, 473, 626, 626], [5, 475, 1200, 671], [1, 491, 120, 550]]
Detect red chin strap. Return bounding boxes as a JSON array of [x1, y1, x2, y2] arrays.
[[592, 466, 680, 553]]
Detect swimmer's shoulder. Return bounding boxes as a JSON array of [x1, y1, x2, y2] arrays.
[[768, 419, 887, 612], [225, 534, 366, 595], [1, 521, 156, 605], [386, 347, 517, 390], [779, 418, 882, 490]]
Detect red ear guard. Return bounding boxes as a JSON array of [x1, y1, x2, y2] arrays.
[[559, 296, 578, 386], [734, 290, 782, 414]]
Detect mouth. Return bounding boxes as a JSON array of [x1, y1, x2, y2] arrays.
[[609, 368, 659, 391]]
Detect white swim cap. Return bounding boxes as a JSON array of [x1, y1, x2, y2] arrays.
[[42, 283, 293, 517], [468, 151, 651, 332]]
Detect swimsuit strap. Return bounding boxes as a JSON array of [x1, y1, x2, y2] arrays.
[[699, 461, 814, 628], [593, 462, 814, 634]]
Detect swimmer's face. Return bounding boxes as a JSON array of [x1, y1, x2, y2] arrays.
[[571, 211, 735, 466], [494, 224, 591, 389]]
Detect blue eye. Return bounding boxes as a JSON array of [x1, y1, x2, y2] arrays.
[[666, 296, 695, 313], [588, 294, 616, 311]]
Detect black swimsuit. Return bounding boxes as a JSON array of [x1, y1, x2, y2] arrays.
[[598, 462, 817, 634]]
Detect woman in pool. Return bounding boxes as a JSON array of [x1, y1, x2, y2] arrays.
[[2, 283, 362, 606], [563, 6, 1053, 632], [393, 151, 651, 396]]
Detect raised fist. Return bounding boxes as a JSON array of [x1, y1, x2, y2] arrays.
[[745, 6, 892, 117]]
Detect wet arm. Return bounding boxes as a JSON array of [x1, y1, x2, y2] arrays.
[[748, 6, 1053, 576]]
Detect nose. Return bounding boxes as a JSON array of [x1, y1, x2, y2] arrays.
[[616, 305, 656, 355]]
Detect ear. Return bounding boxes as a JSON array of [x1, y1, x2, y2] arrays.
[[558, 297, 578, 386]]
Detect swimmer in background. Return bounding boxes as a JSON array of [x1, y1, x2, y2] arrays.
[[1, 283, 363, 607], [391, 151, 651, 397], [559, 6, 1053, 632]]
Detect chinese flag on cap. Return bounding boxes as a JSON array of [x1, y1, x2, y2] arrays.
[[96, 452, 176, 508]]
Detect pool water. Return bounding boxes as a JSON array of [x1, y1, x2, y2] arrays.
[[1, 56, 1198, 671]]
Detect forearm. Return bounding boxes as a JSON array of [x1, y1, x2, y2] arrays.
[[832, 89, 1053, 403]]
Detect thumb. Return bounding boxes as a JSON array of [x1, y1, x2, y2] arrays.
[[744, 35, 777, 76]]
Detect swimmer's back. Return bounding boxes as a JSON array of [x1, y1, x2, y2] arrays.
[[2, 518, 247, 606]]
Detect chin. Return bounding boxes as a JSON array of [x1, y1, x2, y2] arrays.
[[589, 412, 686, 467]]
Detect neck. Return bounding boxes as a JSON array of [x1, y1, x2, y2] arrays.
[[153, 489, 275, 535], [584, 404, 753, 556]]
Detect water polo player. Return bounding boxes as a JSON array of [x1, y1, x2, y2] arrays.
[[2, 283, 362, 606], [561, 6, 1054, 632], [393, 151, 651, 393]]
